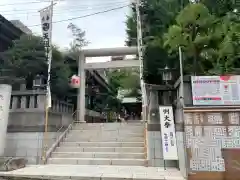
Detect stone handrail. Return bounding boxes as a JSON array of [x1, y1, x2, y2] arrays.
[[44, 123, 73, 164], [143, 120, 148, 167]]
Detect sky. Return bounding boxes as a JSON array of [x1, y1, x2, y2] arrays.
[[0, 0, 131, 62]]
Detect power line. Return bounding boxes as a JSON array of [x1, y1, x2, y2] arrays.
[[1, 2, 128, 16], [0, 0, 62, 6], [3, 4, 128, 17], [0, 1, 128, 13], [28, 5, 130, 27], [0, 0, 129, 7]]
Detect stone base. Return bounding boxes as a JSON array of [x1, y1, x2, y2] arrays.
[[0, 157, 27, 171]]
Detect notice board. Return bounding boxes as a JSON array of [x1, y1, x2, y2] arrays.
[[184, 107, 240, 180], [191, 76, 240, 105]]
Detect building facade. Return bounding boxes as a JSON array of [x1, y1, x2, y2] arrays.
[[0, 15, 24, 52], [10, 20, 32, 35]]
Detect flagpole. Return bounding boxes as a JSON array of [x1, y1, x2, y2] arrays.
[[41, 0, 54, 163]]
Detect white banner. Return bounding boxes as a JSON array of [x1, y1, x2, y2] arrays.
[[191, 75, 240, 105], [159, 106, 178, 160], [40, 5, 53, 108]]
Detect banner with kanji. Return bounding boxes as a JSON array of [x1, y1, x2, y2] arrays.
[[159, 106, 178, 160], [40, 5, 53, 108]]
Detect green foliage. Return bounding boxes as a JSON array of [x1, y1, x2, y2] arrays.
[[126, 0, 240, 80], [200, 0, 235, 17], [2, 35, 46, 77], [106, 69, 141, 98], [165, 3, 240, 75], [164, 3, 216, 74], [1, 34, 71, 98], [126, 0, 189, 83]]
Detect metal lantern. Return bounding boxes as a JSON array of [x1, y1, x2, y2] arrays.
[[33, 74, 45, 89], [70, 75, 80, 88], [162, 66, 172, 82]]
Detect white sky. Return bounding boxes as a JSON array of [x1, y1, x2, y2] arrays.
[[0, 0, 131, 62]]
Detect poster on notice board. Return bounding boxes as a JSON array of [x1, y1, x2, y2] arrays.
[[191, 75, 240, 105]]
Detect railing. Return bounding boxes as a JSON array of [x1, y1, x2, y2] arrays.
[[143, 120, 148, 167], [44, 110, 77, 164], [44, 123, 73, 164], [9, 90, 74, 114]]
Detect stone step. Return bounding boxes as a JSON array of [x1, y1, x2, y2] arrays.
[[56, 147, 144, 153], [70, 129, 144, 135], [65, 136, 144, 142], [48, 157, 146, 166], [72, 127, 144, 132], [52, 152, 145, 159], [74, 123, 144, 127], [67, 133, 144, 139], [72, 126, 144, 128], [73, 123, 144, 127], [61, 142, 144, 147]]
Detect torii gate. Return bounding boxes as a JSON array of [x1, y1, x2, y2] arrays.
[[77, 46, 140, 122]]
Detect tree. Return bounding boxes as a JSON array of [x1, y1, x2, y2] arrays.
[[1, 35, 46, 78], [67, 23, 89, 60], [204, 13, 240, 74], [1, 34, 71, 98], [126, 0, 189, 84], [164, 3, 216, 74], [200, 0, 236, 17], [106, 69, 141, 98], [164, 3, 240, 75], [126, 0, 240, 79]]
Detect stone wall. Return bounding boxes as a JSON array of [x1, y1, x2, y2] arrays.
[[4, 90, 73, 164], [4, 132, 60, 164], [4, 90, 104, 164]]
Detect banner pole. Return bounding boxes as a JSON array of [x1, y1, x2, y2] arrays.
[[41, 0, 54, 163]]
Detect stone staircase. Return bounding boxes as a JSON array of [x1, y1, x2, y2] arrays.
[[0, 122, 185, 180], [47, 122, 146, 166]]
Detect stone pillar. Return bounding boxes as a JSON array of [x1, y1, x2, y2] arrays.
[[147, 89, 162, 167], [0, 84, 12, 156], [20, 96, 26, 109], [11, 96, 18, 109], [77, 52, 86, 123], [174, 78, 191, 178], [29, 96, 35, 108], [175, 104, 187, 178], [147, 89, 177, 168], [37, 94, 45, 110], [20, 83, 26, 90]]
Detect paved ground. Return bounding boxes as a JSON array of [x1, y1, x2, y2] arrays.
[[0, 165, 185, 180]]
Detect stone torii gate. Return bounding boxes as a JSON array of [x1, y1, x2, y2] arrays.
[[77, 46, 140, 122]]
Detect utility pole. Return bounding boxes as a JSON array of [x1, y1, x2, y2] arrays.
[[135, 0, 147, 121]]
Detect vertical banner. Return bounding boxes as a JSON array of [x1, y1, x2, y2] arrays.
[[40, 5, 53, 108], [159, 106, 178, 160]]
